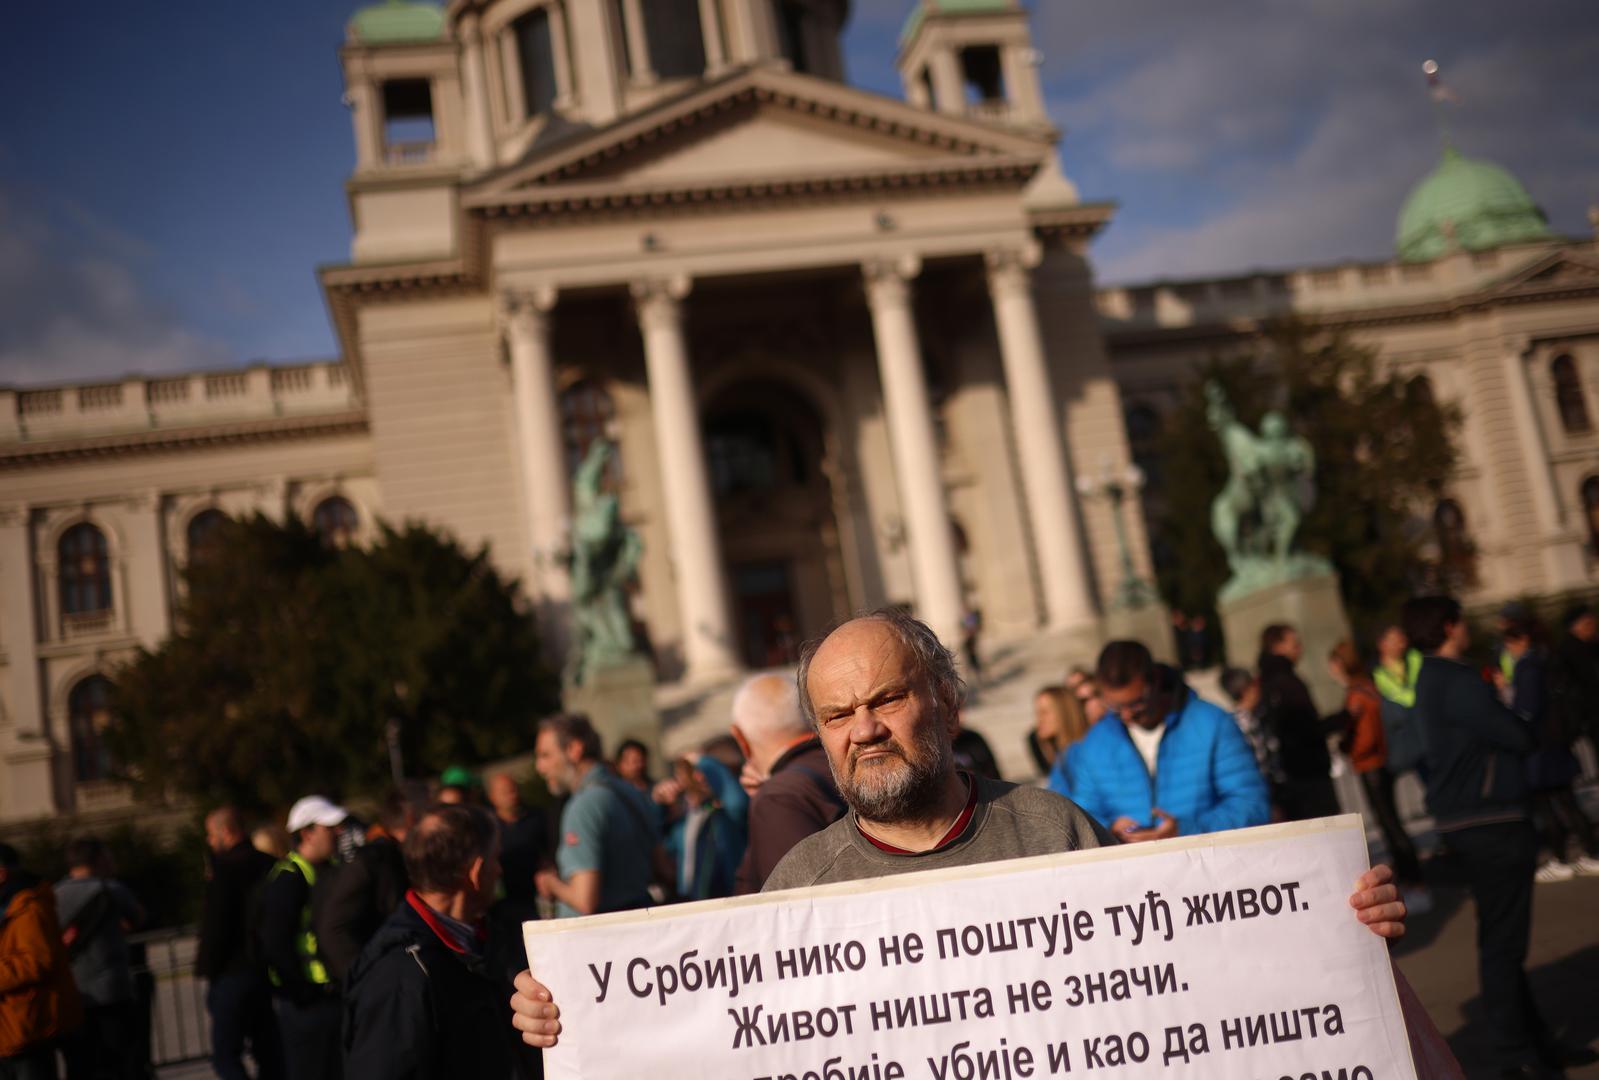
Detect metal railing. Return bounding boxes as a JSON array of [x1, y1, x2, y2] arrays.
[[128, 927, 209, 1067]]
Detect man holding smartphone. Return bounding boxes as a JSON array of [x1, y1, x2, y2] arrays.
[[1049, 640, 1271, 841]]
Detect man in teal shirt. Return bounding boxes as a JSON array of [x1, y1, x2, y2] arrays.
[[533, 714, 659, 917]]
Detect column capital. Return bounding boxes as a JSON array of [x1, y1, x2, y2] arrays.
[[984, 243, 1044, 295], [0, 505, 26, 528], [500, 286, 559, 335], [631, 275, 693, 326], [862, 254, 923, 308]]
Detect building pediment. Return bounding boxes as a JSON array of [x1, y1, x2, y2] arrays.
[[463, 67, 1053, 213], [1477, 248, 1599, 300]]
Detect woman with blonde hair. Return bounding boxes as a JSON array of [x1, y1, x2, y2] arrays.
[[1027, 685, 1093, 777]]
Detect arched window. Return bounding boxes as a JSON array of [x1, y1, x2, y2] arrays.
[[1552, 355, 1592, 434], [512, 8, 558, 118], [644, 0, 706, 78], [68, 675, 117, 783], [313, 496, 360, 548], [59, 523, 112, 616], [186, 509, 229, 565], [1124, 403, 1164, 491], [1433, 499, 1477, 589], [561, 380, 619, 483], [774, 0, 811, 73], [1583, 475, 1599, 556]]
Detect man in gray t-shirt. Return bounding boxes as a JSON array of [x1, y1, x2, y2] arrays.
[[511, 611, 1411, 1050], [56, 837, 145, 1078]]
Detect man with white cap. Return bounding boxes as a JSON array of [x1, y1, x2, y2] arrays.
[[259, 795, 347, 1080]]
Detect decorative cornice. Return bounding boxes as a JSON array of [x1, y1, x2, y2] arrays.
[[468, 157, 1042, 223], [0, 411, 370, 471]]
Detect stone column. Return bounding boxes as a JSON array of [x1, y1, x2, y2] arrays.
[[121, 493, 170, 647], [1502, 348, 1566, 531], [547, 1, 576, 108], [698, 0, 728, 72], [1503, 345, 1588, 584], [620, 0, 656, 84], [0, 508, 43, 740], [632, 277, 739, 680], [458, 15, 497, 168], [348, 80, 383, 169], [985, 249, 1097, 630], [503, 287, 572, 600], [862, 257, 964, 645]]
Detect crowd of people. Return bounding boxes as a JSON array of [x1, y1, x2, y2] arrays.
[[2, 597, 1595, 1079]]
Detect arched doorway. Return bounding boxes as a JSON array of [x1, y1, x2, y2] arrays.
[[702, 380, 849, 668]]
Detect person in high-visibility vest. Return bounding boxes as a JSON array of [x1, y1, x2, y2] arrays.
[[259, 795, 346, 1080]]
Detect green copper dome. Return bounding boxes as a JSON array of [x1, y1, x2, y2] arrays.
[[1395, 146, 1553, 262], [901, 0, 1015, 45], [349, 0, 445, 45]]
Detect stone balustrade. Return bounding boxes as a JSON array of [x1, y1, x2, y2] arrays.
[[1095, 239, 1556, 331], [0, 362, 356, 442]]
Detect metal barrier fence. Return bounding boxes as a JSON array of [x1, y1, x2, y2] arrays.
[[128, 927, 209, 1067]]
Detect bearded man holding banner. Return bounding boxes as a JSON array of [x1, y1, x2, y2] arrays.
[[510, 610, 1456, 1074]]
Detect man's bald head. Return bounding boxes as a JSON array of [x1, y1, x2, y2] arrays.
[[205, 806, 244, 853], [731, 674, 808, 771], [797, 611, 964, 728]]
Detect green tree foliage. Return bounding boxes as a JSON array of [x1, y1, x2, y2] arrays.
[[110, 515, 558, 815], [1150, 321, 1462, 638]]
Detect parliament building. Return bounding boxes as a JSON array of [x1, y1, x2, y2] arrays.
[[2, 0, 1596, 824]]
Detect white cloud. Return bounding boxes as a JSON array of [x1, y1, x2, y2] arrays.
[[0, 187, 233, 387], [1035, 0, 1599, 281]]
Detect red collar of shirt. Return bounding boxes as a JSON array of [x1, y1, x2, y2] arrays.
[[856, 772, 978, 855], [405, 889, 486, 954]]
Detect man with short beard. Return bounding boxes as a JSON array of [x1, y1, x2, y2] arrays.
[[511, 612, 1413, 1051], [531, 713, 659, 917]]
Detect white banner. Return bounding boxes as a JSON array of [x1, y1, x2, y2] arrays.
[[525, 814, 1416, 1080]]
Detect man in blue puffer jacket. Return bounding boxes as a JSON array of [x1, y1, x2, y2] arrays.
[[1049, 641, 1269, 841]]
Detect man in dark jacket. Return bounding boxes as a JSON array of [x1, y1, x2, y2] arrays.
[[317, 791, 417, 983], [1257, 624, 1340, 820], [343, 804, 522, 1079], [199, 808, 283, 1080], [1549, 603, 1599, 747], [729, 674, 846, 894], [1403, 595, 1578, 1078]]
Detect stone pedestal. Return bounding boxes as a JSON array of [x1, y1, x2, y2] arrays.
[[563, 656, 663, 765], [1101, 605, 1176, 666], [1218, 572, 1351, 713]]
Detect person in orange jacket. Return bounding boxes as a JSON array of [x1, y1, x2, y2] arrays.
[[1329, 641, 1425, 895], [1, 842, 83, 1079]]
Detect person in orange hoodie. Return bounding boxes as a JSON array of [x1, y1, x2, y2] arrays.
[[1329, 641, 1427, 897], [0, 842, 83, 1080]]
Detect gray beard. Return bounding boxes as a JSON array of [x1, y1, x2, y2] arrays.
[[832, 724, 950, 825]]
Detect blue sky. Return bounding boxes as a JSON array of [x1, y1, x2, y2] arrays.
[[3, 1, 1596, 385]]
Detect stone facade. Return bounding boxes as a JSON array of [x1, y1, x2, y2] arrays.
[[4, 0, 1593, 824], [1, 0, 1154, 822], [1101, 238, 1599, 609]]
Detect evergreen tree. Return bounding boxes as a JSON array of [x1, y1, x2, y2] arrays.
[[110, 515, 558, 814], [1149, 320, 1461, 638]]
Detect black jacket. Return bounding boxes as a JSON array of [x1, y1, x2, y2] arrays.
[[196, 842, 275, 981], [733, 739, 846, 895], [1256, 653, 1332, 780], [342, 896, 522, 1080], [317, 837, 409, 983], [1550, 636, 1599, 744], [1415, 654, 1534, 831], [257, 857, 334, 1005]]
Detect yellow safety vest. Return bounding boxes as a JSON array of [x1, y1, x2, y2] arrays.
[[1499, 649, 1517, 688], [267, 851, 330, 987], [1374, 649, 1422, 708]]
